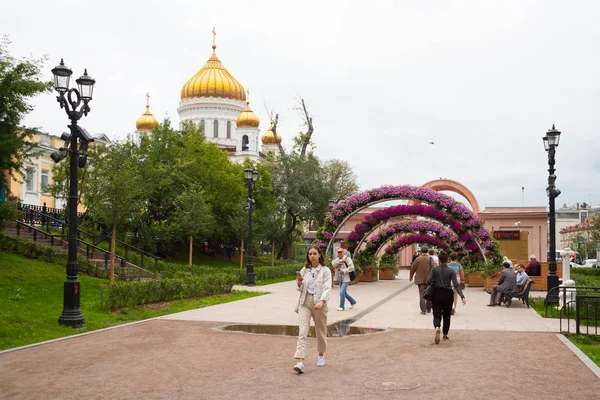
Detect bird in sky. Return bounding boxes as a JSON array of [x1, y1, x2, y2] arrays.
[[429, 141, 435, 145]]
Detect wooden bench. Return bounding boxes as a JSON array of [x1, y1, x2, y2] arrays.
[[467, 261, 562, 291], [502, 279, 535, 308]]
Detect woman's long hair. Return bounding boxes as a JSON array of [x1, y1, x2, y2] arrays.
[[305, 246, 325, 267]]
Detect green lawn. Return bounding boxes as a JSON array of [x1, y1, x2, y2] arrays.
[[0, 252, 266, 351], [567, 334, 600, 367], [528, 269, 600, 368]]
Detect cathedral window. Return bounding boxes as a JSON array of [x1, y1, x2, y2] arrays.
[[213, 120, 219, 138], [200, 119, 205, 132], [242, 135, 249, 151], [227, 121, 231, 139]]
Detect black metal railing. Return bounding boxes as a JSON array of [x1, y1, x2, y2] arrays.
[[11, 220, 157, 280], [15, 205, 160, 273], [545, 286, 600, 336]]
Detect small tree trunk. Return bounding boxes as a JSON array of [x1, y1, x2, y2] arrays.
[[240, 238, 244, 270], [271, 240, 275, 268], [109, 224, 116, 285], [189, 235, 193, 266]]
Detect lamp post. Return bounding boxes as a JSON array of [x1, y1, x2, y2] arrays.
[[543, 124, 561, 299], [244, 168, 258, 286], [50, 59, 96, 328]]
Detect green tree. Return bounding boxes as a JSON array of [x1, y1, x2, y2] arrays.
[[0, 36, 52, 221], [268, 99, 334, 258], [136, 119, 246, 254], [323, 159, 359, 200], [172, 186, 214, 265], [84, 140, 145, 284], [48, 144, 104, 211]]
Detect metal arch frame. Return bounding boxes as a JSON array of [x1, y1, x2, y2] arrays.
[[325, 199, 409, 258], [353, 220, 462, 258], [324, 199, 488, 263], [351, 220, 488, 264]]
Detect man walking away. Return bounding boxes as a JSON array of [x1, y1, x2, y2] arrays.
[[410, 246, 432, 314]]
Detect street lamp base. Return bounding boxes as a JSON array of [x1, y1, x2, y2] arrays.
[[245, 272, 256, 287], [547, 274, 560, 301], [58, 311, 85, 328], [58, 279, 84, 328]]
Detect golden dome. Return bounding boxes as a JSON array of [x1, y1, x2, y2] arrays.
[[261, 122, 282, 145], [136, 93, 158, 131], [180, 43, 246, 101], [236, 101, 260, 128]]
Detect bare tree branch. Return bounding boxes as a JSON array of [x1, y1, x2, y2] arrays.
[[299, 98, 313, 157], [272, 113, 285, 156]]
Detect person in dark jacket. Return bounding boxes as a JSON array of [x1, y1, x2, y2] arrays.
[[427, 250, 466, 344], [525, 255, 541, 276], [488, 261, 517, 306]]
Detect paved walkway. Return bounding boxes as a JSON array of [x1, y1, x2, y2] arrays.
[[163, 270, 560, 333], [0, 270, 598, 400]]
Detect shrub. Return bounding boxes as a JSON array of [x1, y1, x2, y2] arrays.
[[100, 274, 237, 311]]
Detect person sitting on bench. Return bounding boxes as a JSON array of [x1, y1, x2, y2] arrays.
[[514, 264, 529, 293], [487, 262, 517, 307], [525, 255, 541, 276]]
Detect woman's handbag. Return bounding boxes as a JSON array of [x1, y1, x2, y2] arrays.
[[460, 282, 466, 290], [422, 283, 435, 301]]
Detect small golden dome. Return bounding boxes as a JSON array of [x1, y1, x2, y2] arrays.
[[180, 43, 246, 101], [136, 93, 158, 131], [236, 102, 260, 128], [261, 122, 282, 145]]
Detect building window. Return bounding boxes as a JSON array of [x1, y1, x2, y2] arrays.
[[242, 135, 249, 151], [200, 119, 205, 132], [227, 121, 231, 139], [25, 167, 35, 192], [41, 169, 50, 193], [213, 120, 219, 138]]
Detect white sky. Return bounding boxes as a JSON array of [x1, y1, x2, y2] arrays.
[[3, 0, 599, 210]]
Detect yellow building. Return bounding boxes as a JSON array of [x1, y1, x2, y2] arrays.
[[7, 131, 110, 210]]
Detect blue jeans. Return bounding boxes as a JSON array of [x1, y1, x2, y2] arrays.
[[339, 282, 356, 309]]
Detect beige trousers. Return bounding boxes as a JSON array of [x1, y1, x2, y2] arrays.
[[294, 294, 328, 359]]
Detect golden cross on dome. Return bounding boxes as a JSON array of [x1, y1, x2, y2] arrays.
[[246, 88, 250, 102], [146, 92, 150, 109], [212, 27, 216, 49]]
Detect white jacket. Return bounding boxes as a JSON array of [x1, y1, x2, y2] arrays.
[[295, 265, 332, 313], [331, 256, 356, 283]]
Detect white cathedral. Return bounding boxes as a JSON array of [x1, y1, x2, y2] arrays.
[[134, 33, 282, 163]]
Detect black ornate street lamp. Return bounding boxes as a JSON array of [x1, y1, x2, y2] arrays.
[[244, 168, 258, 286], [50, 59, 96, 328], [543, 124, 561, 299]]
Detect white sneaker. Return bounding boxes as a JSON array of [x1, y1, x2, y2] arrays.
[[435, 327, 441, 345], [293, 362, 304, 373], [337, 307, 344, 311], [349, 303, 356, 309], [317, 356, 325, 367]]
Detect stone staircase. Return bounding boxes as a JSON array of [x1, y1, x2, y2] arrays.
[[3, 220, 160, 281]]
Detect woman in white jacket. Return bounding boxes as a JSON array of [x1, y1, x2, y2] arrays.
[[293, 246, 331, 374]]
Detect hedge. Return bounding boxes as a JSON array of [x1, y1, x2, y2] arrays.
[[100, 274, 237, 311], [158, 261, 303, 283]]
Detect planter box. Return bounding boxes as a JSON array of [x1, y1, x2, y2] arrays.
[[378, 268, 395, 280], [485, 276, 497, 291], [358, 270, 378, 282], [467, 273, 485, 287]]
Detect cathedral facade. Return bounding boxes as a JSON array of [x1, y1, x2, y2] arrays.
[[135, 33, 281, 162]]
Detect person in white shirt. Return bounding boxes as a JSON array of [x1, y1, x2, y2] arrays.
[[515, 264, 529, 292]]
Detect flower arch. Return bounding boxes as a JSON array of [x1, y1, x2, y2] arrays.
[[315, 184, 504, 276], [363, 221, 468, 260]]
